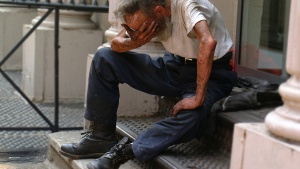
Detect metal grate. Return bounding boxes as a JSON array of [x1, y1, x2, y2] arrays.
[[0, 71, 84, 129], [0, 0, 108, 132], [117, 117, 231, 169], [0, 71, 84, 163]]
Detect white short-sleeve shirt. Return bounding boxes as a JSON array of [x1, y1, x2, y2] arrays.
[[161, 0, 233, 60]]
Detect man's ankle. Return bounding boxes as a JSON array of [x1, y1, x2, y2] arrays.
[[85, 122, 116, 140]]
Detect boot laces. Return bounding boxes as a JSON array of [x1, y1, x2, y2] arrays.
[[80, 130, 92, 138], [80, 121, 96, 138]]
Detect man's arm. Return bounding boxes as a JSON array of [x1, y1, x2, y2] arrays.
[[172, 20, 217, 116], [111, 21, 159, 53]]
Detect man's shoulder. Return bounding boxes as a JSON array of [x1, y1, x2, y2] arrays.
[[174, 0, 214, 6], [173, 0, 216, 13]]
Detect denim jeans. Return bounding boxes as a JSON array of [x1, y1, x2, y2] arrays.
[[84, 47, 237, 161]]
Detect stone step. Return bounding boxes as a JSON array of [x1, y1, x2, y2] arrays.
[[116, 117, 232, 169], [44, 107, 273, 169], [44, 130, 144, 169], [44, 119, 228, 169]]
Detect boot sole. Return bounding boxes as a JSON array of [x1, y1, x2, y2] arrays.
[[59, 149, 105, 159]]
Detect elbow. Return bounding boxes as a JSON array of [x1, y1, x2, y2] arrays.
[[199, 37, 217, 60], [206, 37, 217, 50], [200, 37, 217, 56]]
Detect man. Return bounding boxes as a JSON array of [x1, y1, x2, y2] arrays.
[[59, 0, 237, 168]]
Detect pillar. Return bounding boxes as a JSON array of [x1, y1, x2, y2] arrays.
[[0, 7, 36, 70], [264, 0, 300, 142], [22, 0, 103, 102], [230, 1, 300, 169]]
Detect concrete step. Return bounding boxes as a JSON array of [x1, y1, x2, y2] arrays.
[[44, 131, 91, 169], [44, 118, 229, 169], [116, 117, 232, 169], [44, 131, 144, 169], [44, 107, 274, 169]]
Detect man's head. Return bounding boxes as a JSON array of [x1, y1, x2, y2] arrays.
[[114, 0, 172, 41]]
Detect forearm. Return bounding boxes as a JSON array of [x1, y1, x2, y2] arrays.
[[195, 39, 216, 104], [191, 20, 217, 105], [195, 57, 212, 103]]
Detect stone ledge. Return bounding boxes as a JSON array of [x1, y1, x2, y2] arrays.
[[45, 131, 91, 169], [230, 123, 300, 169]]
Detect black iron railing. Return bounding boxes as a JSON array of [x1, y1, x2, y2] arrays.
[[0, 0, 109, 132]]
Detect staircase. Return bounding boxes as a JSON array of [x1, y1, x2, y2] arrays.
[[44, 99, 275, 169]]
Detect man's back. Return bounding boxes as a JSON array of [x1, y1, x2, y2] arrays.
[[161, 0, 233, 60]]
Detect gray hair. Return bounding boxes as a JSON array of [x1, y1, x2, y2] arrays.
[[114, 0, 166, 22]]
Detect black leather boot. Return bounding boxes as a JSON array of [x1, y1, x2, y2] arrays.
[[59, 122, 117, 159], [87, 137, 135, 169]]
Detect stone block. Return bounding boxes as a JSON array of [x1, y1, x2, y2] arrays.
[[230, 123, 300, 169], [45, 131, 91, 169], [22, 25, 102, 102]]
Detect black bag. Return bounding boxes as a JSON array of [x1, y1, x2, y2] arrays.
[[211, 76, 283, 113]]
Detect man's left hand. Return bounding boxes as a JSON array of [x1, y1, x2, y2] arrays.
[[172, 96, 204, 116]]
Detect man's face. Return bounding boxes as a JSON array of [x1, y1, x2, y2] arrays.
[[125, 11, 154, 32], [124, 10, 172, 41]]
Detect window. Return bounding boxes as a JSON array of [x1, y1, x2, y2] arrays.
[[235, 0, 290, 84]]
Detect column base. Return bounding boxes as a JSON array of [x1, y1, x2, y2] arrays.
[[265, 106, 300, 142], [22, 25, 102, 102], [230, 123, 300, 169]]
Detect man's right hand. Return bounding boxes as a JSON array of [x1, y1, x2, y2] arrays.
[[111, 20, 159, 53], [121, 20, 159, 48], [121, 21, 159, 46]]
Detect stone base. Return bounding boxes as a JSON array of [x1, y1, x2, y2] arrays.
[[45, 131, 93, 169], [230, 123, 300, 169], [22, 25, 102, 102]]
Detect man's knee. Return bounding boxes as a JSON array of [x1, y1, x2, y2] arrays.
[[93, 47, 120, 71], [94, 47, 114, 63], [90, 47, 121, 83]]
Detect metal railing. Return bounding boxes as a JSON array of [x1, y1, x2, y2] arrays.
[[0, 0, 109, 132]]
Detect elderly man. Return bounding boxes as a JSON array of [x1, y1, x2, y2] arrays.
[[59, 0, 237, 168]]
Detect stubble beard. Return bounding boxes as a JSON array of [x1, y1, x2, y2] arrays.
[[155, 16, 172, 42]]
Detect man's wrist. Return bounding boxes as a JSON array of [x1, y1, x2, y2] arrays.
[[124, 38, 141, 49]]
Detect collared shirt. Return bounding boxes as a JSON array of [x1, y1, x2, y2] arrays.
[[161, 0, 233, 60]]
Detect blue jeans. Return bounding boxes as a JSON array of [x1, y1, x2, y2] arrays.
[[84, 47, 237, 161]]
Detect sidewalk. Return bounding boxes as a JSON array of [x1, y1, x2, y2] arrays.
[[0, 71, 84, 169]]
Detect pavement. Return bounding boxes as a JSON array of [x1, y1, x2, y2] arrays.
[[0, 71, 84, 169]]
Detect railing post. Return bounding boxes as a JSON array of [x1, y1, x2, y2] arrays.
[[54, 7, 60, 132]]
